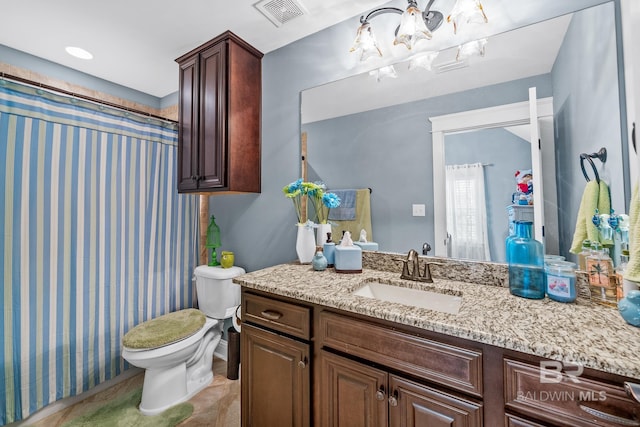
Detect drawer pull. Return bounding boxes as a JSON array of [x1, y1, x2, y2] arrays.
[[625, 382, 640, 403], [376, 387, 385, 401], [579, 404, 640, 426], [298, 358, 307, 369], [260, 309, 283, 320]]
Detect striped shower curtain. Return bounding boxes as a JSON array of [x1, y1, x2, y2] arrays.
[[0, 80, 199, 425]]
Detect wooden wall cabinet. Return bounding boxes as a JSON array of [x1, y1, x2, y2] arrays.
[[175, 31, 262, 193]]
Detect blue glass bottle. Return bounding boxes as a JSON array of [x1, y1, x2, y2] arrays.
[[505, 220, 519, 263], [507, 221, 545, 299]]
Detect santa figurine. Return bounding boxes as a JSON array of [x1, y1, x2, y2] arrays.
[[514, 169, 533, 205]]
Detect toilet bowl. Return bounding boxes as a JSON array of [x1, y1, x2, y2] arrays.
[[121, 265, 245, 415]]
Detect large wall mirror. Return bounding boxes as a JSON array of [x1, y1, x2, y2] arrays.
[[301, 0, 631, 263]]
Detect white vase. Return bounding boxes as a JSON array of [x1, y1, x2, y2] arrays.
[[296, 223, 316, 264], [316, 223, 332, 246]]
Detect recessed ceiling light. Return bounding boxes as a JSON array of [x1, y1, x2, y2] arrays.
[[65, 46, 93, 60]]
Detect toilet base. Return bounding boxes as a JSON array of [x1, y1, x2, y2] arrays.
[[138, 324, 222, 415]]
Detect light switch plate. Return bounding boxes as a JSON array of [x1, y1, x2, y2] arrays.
[[412, 204, 426, 217]]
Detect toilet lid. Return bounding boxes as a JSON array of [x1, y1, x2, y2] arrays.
[[123, 309, 206, 350]]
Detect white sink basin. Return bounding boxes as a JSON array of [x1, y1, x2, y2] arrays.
[[352, 281, 462, 315]]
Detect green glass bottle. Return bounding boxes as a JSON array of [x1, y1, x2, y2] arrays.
[[205, 215, 221, 266]]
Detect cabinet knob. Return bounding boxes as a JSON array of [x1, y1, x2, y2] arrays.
[[298, 358, 307, 369], [376, 389, 385, 401], [388, 390, 398, 407]]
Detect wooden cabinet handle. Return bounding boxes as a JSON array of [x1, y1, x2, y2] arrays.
[[260, 309, 283, 320], [579, 404, 640, 426]]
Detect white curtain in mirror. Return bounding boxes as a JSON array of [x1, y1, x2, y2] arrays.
[[445, 163, 491, 261]]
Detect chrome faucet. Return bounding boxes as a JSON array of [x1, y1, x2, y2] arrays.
[[400, 249, 436, 283]]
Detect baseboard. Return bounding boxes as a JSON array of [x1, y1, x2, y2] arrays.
[[215, 339, 228, 361], [9, 367, 143, 426]]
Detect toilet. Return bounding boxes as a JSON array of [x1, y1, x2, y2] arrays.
[[121, 265, 245, 415]]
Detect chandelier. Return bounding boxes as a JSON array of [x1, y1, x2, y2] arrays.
[[350, 0, 489, 62]]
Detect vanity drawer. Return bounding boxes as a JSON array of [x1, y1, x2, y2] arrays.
[[505, 413, 548, 427], [243, 292, 311, 340], [504, 358, 640, 426], [319, 311, 483, 397]]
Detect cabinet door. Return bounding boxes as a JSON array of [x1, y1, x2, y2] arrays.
[[320, 350, 387, 427], [177, 54, 199, 192], [198, 42, 227, 190], [241, 323, 310, 427], [389, 375, 483, 427]]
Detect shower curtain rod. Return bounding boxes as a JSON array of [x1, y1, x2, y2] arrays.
[[0, 71, 178, 124]]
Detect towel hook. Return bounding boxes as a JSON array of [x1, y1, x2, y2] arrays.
[[580, 147, 607, 184], [580, 155, 600, 184]]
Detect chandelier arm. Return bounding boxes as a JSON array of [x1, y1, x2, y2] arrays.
[[360, 7, 404, 24], [422, 0, 444, 32], [424, 0, 436, 11]]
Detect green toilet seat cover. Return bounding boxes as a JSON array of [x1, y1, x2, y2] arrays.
[[123, 308, 206, 350]]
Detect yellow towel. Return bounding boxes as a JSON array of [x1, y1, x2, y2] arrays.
[[570, 181, 600, 253], [625, 182, 640, 281], [329, 189, 372, 243], [570, 180, 612, 253]]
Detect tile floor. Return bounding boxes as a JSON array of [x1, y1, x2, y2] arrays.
[[28, 357, 240, 426]]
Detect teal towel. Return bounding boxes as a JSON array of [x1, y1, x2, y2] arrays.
[[328, 189, 356, 220]]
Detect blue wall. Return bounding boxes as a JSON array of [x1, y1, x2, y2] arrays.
[[551, 1, 624, 258]]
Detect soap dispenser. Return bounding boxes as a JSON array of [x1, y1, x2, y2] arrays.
[[323, 233, 336, 267]]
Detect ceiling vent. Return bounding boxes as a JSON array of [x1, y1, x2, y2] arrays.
[[254, 0, 308, 27], [434, 59, 469, 74]]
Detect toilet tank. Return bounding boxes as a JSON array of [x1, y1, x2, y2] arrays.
[[193, 265, 245, 319]]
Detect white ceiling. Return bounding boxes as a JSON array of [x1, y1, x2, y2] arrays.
[[0, 0, 389, 98], [1, 0, 606, 100]]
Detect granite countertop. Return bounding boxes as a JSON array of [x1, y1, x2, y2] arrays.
[[234, 261, 640, 380]]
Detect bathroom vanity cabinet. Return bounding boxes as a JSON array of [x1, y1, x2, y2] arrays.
[[175, 31, 262, 194], [240, 287, 640, 427], [241, 292, 311, 427]]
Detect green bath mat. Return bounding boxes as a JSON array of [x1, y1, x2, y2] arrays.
[[62, 387, 193, 427]]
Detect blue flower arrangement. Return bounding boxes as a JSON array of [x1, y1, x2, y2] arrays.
[[283, 179, 341, 224]]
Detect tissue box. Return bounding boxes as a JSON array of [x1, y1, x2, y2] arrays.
[[353, 241, 378, 251], [334, 246, 362, 273]]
